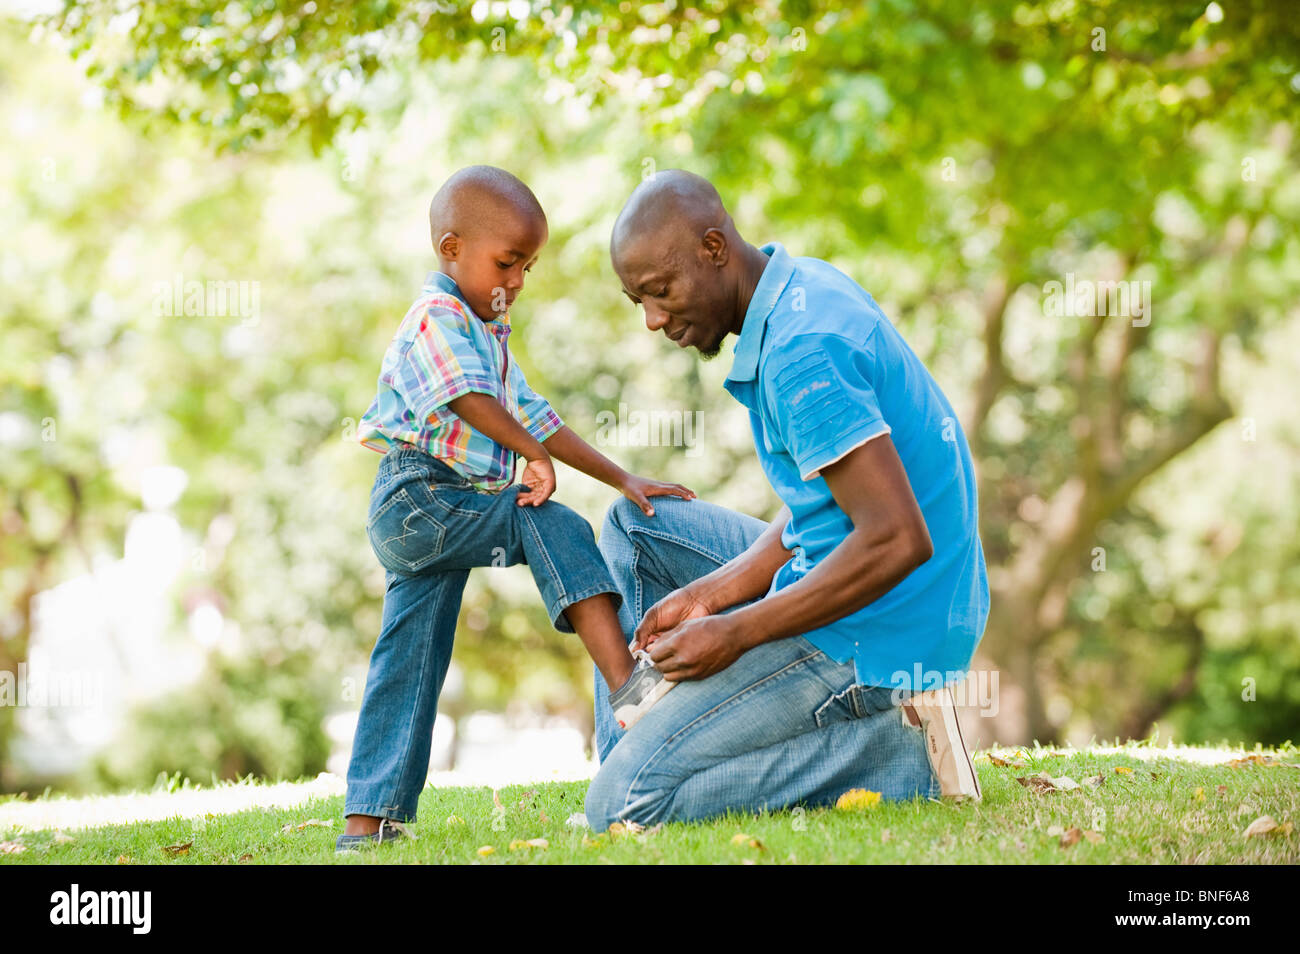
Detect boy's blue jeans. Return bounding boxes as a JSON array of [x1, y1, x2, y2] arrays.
[[585, 496, 941, 831], [344, 443, 621, 823]]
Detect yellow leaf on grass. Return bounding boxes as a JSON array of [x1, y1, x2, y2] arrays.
[[731, 832, 765, 850], [476, 845, 495, 856], [161, 841, 192, 855], [1059, 827, 1083, 847], [1194, 787, 1205, 801], [445, 814, 465, 826], [508, 838, 548, 851], [836, 789, 883, 811], [1114, 766, 1134, 775]]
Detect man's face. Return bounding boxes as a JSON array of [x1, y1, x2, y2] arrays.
[[444, 212, 547, 321], [613, 232, 735, 359]]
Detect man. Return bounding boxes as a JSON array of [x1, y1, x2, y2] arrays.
[[584, 170, 989, 830]]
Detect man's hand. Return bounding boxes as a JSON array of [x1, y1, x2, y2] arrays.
[[633, 585, 715, 652], [645, 614, 747, 681], [618, 473, 696, 517], [516, 455, 556, 506]]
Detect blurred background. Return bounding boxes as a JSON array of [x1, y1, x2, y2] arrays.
[[2, 0, 1298, 798]]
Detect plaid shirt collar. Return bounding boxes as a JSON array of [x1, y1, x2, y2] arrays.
[[423, 270, 512, 333]]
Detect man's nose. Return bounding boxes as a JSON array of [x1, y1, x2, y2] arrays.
[[643, 304, 669, 332]]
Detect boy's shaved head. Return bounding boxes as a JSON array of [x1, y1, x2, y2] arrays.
[[429, 165, 547, 244]]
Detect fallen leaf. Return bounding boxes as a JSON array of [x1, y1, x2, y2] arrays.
[[1114, 766, 1134, 775], [1194, 787, 1205, 801], [280, 818, 334, 833], [517, 789, 536, 808], [508, 838, 548, 851], [1016, 773, 1078, 794], [731, 832, 766, 850], [607, 822, 627, 839], [491, 789, 503, 809], [989, 754, 1028, 769], [881, 829, 893, 843], [1059, 827, 1083, 848], [1083, 830, 1105, 844], [1216, 785, 1228, 797], [1084, 775, 1106, 788], [621, 820, 646, 834], [161, 841, 192, 855], [114, 854, 130, 864], [476, 845, 495, 856], [0, 841, 27, 855], [835, 788, 883, 811], [581, 834, 607, 848], [1243, 815, 1280, 838], [238, 853, 254, 862], [538, 812, 549, 824], [445, 814, 464, 826]]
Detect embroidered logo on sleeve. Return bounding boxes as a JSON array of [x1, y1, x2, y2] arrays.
[[773, 351, 852, 442]]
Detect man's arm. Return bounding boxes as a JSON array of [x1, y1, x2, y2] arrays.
[[632, 506, 792, 650], [646, 434, 932, 679]]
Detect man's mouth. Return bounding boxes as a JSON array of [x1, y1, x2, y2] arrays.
[[667, 327, 687, 344]]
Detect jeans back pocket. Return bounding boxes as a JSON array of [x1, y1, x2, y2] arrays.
[[367, 486, 447, 574]]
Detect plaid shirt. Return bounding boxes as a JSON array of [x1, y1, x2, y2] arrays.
[[358, 271, 564, 491]]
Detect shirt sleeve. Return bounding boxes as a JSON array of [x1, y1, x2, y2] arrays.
[[390, 303, 498, 422], [509, 357, 565, 442], [764, 333, 891, 481]]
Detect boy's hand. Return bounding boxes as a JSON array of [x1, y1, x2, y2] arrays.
[[517, 456, 556, 506], [619, 473, 696, 517]]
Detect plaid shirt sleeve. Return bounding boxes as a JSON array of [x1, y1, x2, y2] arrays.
[[391, 302, 498, 422], [509, 358, 565, 442]]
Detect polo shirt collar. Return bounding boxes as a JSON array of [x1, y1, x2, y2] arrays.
[[726, 243, 795, 384], [423, 270, 510, 328]]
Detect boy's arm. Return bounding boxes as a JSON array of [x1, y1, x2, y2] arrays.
[[447, 392, 554, 506], [542, 424, 695, 516]]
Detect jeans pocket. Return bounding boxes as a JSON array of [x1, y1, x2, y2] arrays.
[[813, 684, 866, 729], [367, 486, 447, 573]]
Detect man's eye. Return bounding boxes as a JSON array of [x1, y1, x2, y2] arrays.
[[497, 261, 511, 269]]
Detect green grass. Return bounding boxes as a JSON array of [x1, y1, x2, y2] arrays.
[[3, 743, 1298, 864]]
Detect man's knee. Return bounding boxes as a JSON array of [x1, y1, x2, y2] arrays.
[[584, 756, 671, 832]]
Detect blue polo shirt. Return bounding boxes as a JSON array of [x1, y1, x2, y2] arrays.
[[724, 243, 989, 691]]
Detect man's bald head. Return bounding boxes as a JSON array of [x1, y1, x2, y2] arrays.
[[429, 165, 547, 247], [610, 169, 729, 267]]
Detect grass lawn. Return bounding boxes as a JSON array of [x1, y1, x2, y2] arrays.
[[2, 742, 1297, 864]]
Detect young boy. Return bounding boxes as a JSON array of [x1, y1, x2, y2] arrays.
[[336, 166, 692, 851]]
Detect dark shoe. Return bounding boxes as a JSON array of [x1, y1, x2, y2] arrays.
[[334, 818, 416, 854]]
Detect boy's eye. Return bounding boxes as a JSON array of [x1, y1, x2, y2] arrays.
[[496, 261, 511, 269]]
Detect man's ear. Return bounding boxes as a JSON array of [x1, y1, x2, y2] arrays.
[[701, 227, 729, 267], [437, 231, 461, 260]]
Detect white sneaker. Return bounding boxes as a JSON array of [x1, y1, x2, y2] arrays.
[[901, 686, 982, 800], [609, 650, 676, 732]]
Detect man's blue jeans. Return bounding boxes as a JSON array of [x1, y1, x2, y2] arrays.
[[586, 496, 941, 831], [344, 444, 621, 823]]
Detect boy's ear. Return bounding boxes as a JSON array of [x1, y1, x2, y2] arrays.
[[437, 231, 461, 260]]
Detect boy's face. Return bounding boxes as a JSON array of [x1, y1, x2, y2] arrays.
[[438, 211, 548, 321]]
